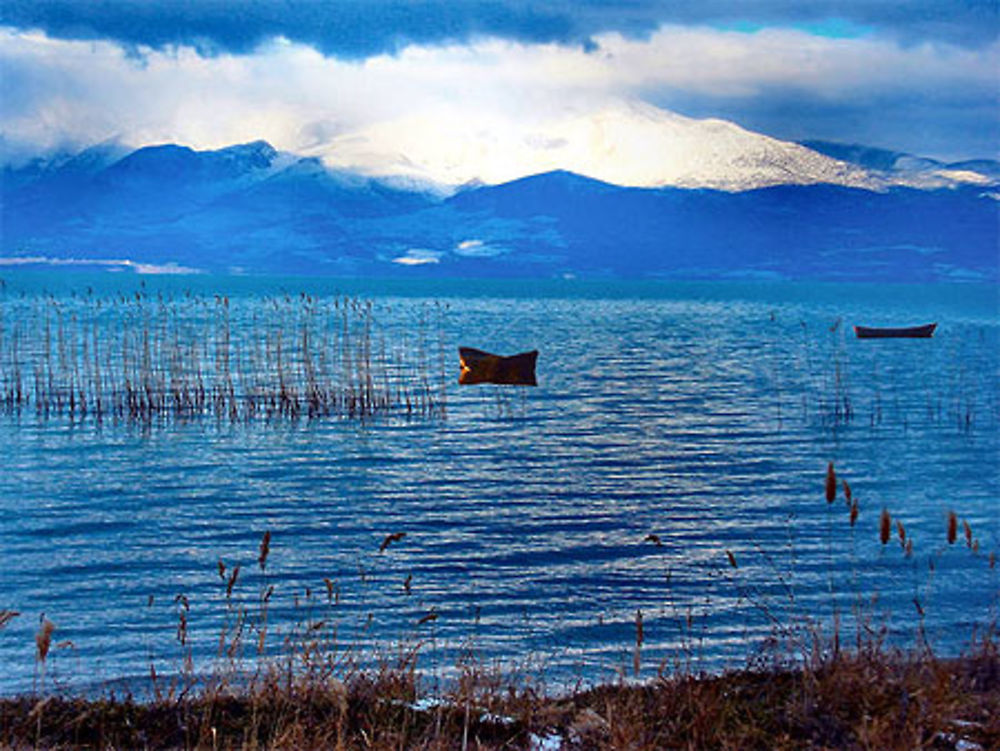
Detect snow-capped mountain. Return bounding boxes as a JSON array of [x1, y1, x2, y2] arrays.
[[1, 130, 997, 282], [0, 139, 132, 192], [310, 100, 993, 192]]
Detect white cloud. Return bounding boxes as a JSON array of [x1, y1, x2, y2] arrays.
[[1, 24, 996, 162], [0, 256, 202, 274], [454, 239, 507, 257], [392, 248, 443, 265], [596, 26, 999, 100]]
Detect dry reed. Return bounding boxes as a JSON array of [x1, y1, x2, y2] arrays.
[[33, 617, 55, 696], [633, 609, 644, 678], [34, 619, 54, 665], [880, 509, 892, 545], [0, 290, 447, 424], [258, 530, 271, 571]]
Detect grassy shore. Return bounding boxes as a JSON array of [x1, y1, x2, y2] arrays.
[[1, 642, 998, 749]]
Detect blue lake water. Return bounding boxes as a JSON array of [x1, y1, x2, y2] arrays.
[[0, 273, 998, 695]]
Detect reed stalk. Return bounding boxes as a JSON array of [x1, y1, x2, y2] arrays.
[[0, 290, 446, 424]]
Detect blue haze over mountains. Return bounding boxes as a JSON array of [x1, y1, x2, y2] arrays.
[[2, 139, 997, 282]]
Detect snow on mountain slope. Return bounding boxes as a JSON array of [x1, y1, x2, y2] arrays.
[[312, 100, 910, 192], [802, 140, 998, 189], [1, 139, 132, 192]]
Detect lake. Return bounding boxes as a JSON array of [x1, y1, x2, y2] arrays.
[[0, 273, 997, 696]]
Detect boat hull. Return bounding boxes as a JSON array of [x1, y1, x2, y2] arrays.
[[854, 323, 937, 339], [459, 347, 538, 386]]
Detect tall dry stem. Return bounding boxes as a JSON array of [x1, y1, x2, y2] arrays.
[[34, 617, 55, 695]]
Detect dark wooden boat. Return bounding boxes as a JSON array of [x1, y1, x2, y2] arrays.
[[459, 347, 538, 385], [853, 323, 937, 339]]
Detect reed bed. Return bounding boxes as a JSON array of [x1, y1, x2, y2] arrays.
[[0, 289, 447, 423], [767, 314, 999, 432]]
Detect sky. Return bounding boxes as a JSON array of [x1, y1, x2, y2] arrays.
[[1, 0, 998, 171]]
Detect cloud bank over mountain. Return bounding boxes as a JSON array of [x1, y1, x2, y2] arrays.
[[1, 2, 997, 163]]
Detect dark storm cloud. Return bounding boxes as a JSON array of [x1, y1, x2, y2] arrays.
[[1, 0, 997, 58], [0, 1, 577, 58]]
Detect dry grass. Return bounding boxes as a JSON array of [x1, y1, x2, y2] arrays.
[[1, 642, 997, 750]]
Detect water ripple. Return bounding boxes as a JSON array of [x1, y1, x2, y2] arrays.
[[0, 278, 997, 694]]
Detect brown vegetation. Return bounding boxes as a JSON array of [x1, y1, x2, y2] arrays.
[[1, 643, 997, 749]]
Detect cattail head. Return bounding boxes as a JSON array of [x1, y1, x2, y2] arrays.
[[905, 539, 913, 557], [825, 462, 837, 503], [963, 520, 973, 548], [842, 479, 852, 504], [258, 530, 271, 570], [379, 532, 406, 553], [36, 618, 55, 663], [879, 509, 891, 545], [896, 519, 906, 546], [726, 550, 738, 569], [849, 501, 859, 527], [947, 511, 958, 545]]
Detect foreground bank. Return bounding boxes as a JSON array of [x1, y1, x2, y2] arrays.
[[1, 640, 998, 750]]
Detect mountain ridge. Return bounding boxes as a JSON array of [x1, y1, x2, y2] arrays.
[[1, 139, 997, 283]]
